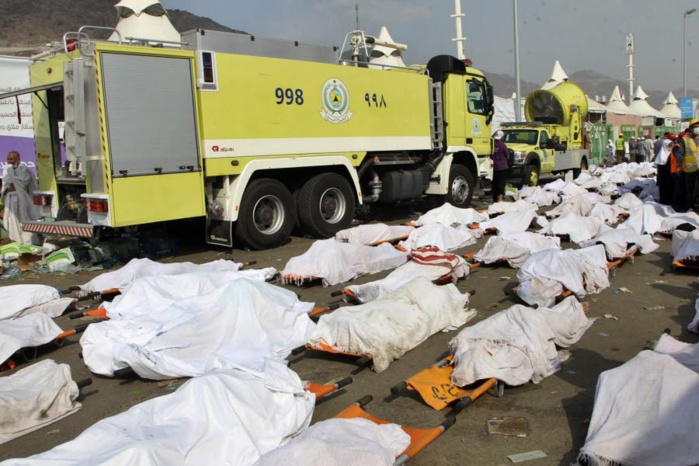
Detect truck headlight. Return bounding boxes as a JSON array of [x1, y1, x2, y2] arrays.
[[513, 151, 526, 164]]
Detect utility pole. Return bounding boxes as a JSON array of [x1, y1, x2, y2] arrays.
[[626, 34, 634, 104], [684, 8, 697, 97], [513, 0, 522, 121], [451, 0, 466, 60], [355, 4, 359, 31]]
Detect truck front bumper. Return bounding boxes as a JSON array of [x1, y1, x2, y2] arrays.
[[507, 164, 525, 181]]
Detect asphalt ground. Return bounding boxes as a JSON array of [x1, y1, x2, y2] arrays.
[[1, 193, 697, 465]]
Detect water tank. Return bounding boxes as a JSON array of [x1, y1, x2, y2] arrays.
[[525, 81, 588, 125]]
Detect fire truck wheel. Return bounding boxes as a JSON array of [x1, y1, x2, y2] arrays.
[[523, 164, 539, 187], [446, 164, 475, 208], [298, 173, 356, 238], [235, 178, 294, 250]]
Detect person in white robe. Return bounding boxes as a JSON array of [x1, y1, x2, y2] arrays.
[[1, 151, 40, 245]]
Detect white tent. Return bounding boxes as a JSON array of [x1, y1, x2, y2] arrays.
[[628, 85, 662, 118], [605, 86, 633, 115], [108, 0, 181, 46], [491, 95, 516, 133], [368, 27, 407, 69], [586, 96, 607, 114], [660, 92, 681, 119], [541, 60, 569, 90]]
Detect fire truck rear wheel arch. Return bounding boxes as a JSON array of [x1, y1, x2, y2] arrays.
[[297, 173, 356, 238], [234, 178, 295, 250]]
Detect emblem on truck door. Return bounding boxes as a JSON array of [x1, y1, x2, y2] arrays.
[[472, 117, 482, 136], [320, 78, 353, 124]]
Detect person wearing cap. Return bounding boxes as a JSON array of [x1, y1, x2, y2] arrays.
[[655, 135, 674, 205], [677, 118, 699, 210], [491, 130, 509, 203]]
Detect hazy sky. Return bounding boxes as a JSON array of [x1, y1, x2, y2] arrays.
[[161, 0, 699, 93]]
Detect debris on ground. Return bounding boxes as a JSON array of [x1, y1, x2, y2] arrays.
[[643, 305, 666, 311], [507, 450, 547, 463], [604, 314, 619, 321], [487, 417, 529, 437]]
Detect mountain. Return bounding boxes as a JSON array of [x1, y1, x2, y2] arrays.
[[485, 67, 697, 109], [483, 71, 539, 99], [0, 0, 245, 50]]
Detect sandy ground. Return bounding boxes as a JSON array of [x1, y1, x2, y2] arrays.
[[1, 194, 698, 465]]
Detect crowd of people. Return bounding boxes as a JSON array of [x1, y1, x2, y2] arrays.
[[605, 119, 699, 212]]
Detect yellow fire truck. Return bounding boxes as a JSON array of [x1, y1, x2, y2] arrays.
[[0, 27, 495, 249]]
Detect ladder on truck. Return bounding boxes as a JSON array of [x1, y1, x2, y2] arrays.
[[430, 81, 444, 149], [63, 60, 86, 176]]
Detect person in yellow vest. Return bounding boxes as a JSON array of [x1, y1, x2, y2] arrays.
[[615, 135, 625, 165], [678, 119, 699, 211]]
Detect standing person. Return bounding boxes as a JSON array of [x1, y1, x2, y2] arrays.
[[654, 133, 667, 157], [678, 119, 699, 211], [655, 136, 674, 205], [669, 135, 685, 211], [615, 134, 625, 164], [642, 136, 654, 164], [491, 130, 509, 203], [628, 137, 637, 164], [606, 139, 615, 167], [1, 151, 40, 244]]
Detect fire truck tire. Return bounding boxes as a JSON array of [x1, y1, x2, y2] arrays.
[[298, 173, 356, 238], [523, 164, 540, 187], [446, 164, 475, 208], [235, 178, 294, 250]]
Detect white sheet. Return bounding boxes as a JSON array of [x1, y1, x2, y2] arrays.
[[3, 360, 315, 466], [335, 224, 415, 245], [0, 314, 63, 365], [103, 271, 279, 319], [345, 257, 468, 303], [654, 334, 699, 373], [622, 204, 664, 235], [539, 212, 604, 244], [479, 209, 537, 234], [516, 245, 609, 308], [546, 195, 594, 219], [450, 297, 593, 386], [514, 186, 560, 207], [577, 349, 699, 466], [255, 418, 410, 466], [660, 212, 699, 234], [613, 192, 643, 211], [0, 359, 81, 445], [281, 240, 407, 287], [486, 200, 538, 216], [397, 223, 478, 252], [81, 258, 244, 292], [309, 277, 475, 372], [671, 229, 699, 261], [580, 226, 658, 259], [81, 278, 315, 379], [588, 203, 626, 225], [474, 232, 561, 268], [0, 285, 66, 320], [413, 203, 488, 227], [689, 296, 699, 334]]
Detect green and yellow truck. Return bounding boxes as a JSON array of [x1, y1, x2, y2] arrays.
[[0, 27, 495, 249], [501, 81, 590, 186]]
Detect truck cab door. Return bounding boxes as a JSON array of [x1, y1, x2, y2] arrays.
[[539, 130, 555, 172], [464, 77, 491, 155]]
